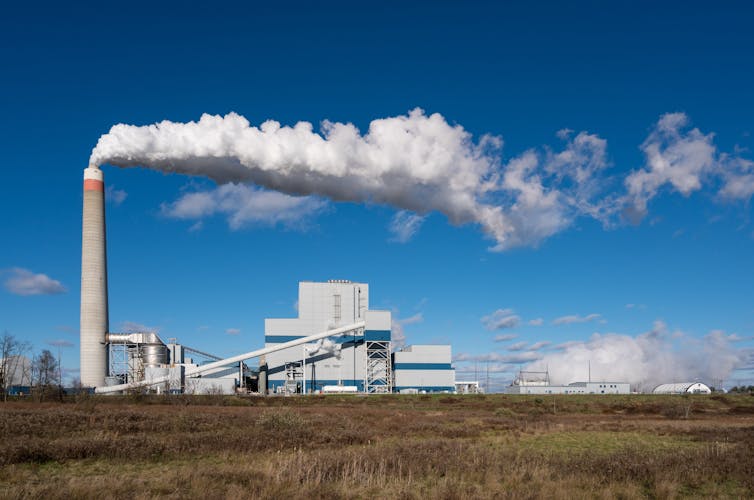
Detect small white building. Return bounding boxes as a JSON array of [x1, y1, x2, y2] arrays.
[[506, 371, 630, 395], [652, 382, 712, 395]]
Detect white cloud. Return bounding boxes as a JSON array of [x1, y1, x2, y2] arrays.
[[391, 312, 423, 349], [493, 333, 518, 342], [526, 321, 748, 391], [2, 267, 66, 296], [528, 318, 544, 326], [625, 303, 647, 310], [47, 339, 75, 348], [226, 328, 241, 335], [623, 112, 754, 221], [552, 313, 601, 325], [105, 185, 127, 205], [454, 351, 543, 364], [719, 157, 754, 200], [90, 110, 754, 248], [161, 183, 327, 230], [454, 362, 517, 375], [388, 211, 426, 243], [706, 329, 747, 343], [492, 129, 613, 249], [92, 109, 618, 251], [528, 341, 552, 351], [120, 321, 160, 333], [625, 112, 715, 215], [506, 341, 528, 351], [482, 308, 521, 330]]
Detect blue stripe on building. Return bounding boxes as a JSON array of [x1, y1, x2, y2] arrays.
[[268, 379, 366, 392], [265, 334, 367, 344], [393, 363, 452, 370], [364, 330, 391, 341]]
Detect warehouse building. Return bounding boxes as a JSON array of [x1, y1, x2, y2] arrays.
[[652, 382, 712, 394]]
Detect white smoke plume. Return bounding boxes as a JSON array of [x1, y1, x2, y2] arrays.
[[90, 110, 754, 248], [525, 321, 748, 391], [305, 338, 341, 358], [89, 109, 613, 250]]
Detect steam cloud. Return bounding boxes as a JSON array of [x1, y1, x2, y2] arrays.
[[526, 322, 748, 391], [305, 338, 342, 358], [90, 110, 753, 249], [89, 109, 613, 250]]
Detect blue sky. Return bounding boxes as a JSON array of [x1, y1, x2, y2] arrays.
[[1, 1, 753, 390]]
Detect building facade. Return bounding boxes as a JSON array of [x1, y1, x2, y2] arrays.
[[264, 281, 392, 393], [393, 345, 455, 393]]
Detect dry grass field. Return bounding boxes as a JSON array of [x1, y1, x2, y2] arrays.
[[1, 394, 753, 499]]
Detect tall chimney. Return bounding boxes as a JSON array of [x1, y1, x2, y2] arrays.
[[80, 166, 109, 387]]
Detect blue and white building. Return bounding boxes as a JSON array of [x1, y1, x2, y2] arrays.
[[264, 281, 391, 393], [393, 345, 455, 393], [262, 280, 455, 394]]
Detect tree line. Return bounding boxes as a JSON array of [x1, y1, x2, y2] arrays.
[[1, 331, 65, 401]]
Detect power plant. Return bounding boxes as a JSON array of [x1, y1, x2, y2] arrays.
[[79, 166, 456, 395]]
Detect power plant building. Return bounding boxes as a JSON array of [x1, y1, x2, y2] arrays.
[[264, 281, 455, 394], [264, 281, 390, 393], [79, 167, 455, 395]]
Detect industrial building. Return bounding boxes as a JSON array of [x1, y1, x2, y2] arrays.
[[505, 370, 631, 395], [652, 382, 712, 394], [393, 345, 455, 393], [79, 166, 456, 395], [263, 281, 456, 395], [264, 280, 393, 394]]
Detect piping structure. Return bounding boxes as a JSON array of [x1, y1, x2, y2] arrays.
[[95, 321, 365, 394]]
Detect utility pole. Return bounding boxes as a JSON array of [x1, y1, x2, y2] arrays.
[[57, 344, 62, 388], [486, 361, 490, 394]]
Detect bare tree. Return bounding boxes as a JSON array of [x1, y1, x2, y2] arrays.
[[32, 349, 60, 400], [1, 331, 31, 402]]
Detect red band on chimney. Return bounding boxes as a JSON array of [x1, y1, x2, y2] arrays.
[[84, 179, 104, 191]]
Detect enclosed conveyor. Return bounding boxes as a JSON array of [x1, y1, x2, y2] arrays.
[[95, 321, 365, 394]]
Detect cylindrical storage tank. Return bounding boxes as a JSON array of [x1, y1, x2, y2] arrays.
[[127, 343, 168, 382], [142, 344, 168, 368], [80, 167, 109, 388]]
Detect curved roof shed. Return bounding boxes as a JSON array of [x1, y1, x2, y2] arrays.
[[652, 382, 712, 394]]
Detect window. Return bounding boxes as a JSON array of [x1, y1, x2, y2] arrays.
[[333, 294, 341, 323]]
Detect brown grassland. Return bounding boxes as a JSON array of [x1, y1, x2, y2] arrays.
[[1, 393, 753, 499]]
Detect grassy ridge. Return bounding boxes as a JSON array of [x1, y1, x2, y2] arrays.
[[1, 394, 753, 498]]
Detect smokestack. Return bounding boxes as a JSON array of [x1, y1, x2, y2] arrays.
[[80, 166, 109, 387]]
